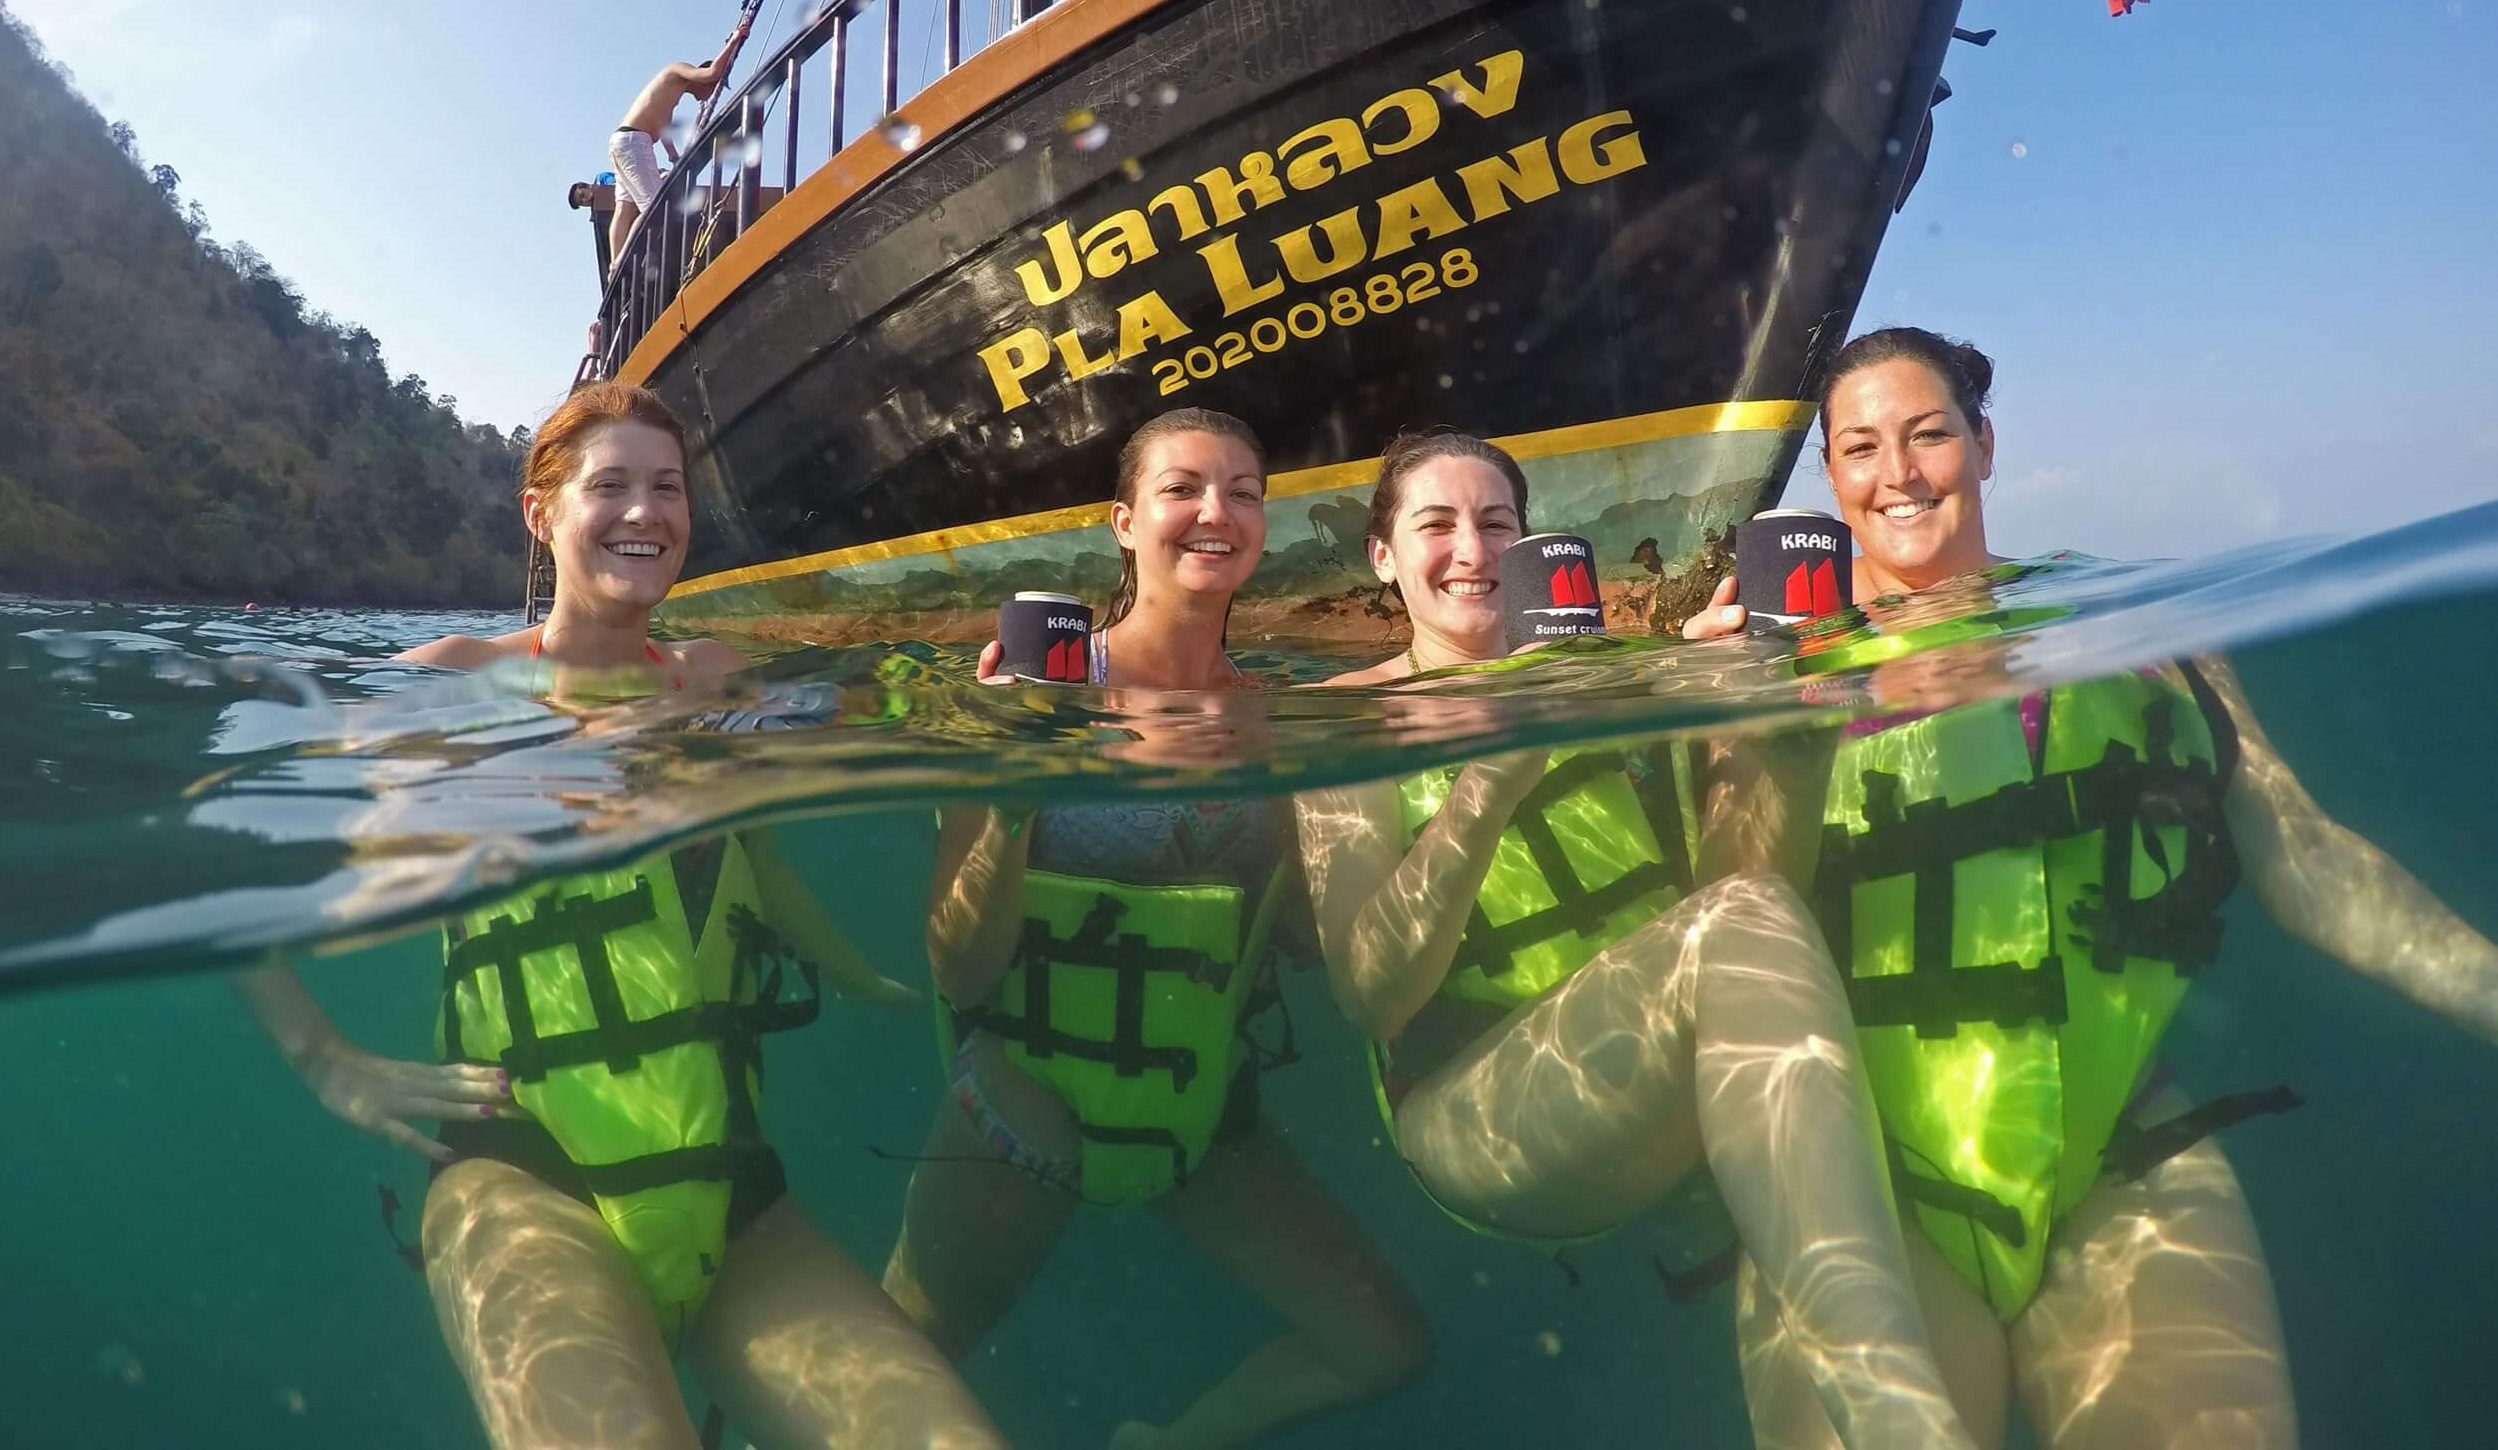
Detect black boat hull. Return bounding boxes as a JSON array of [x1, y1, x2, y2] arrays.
[[629, 0, 1960, 641]]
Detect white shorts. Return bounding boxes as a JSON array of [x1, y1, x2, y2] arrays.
[[607, 128, 664, 209]]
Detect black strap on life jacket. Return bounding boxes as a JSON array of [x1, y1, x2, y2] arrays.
[[1073, 1122, 1192, 1190], [1890, 1138, 2030, 1248], [960, 889, 1223, 1093], [1448, 749, 1694, 986], [1817, 686, 2239, 1040], [441, 860, 824, 1086], [1878, 1081, 2305, 1269], [2101, 1084, 2301, 1182], [442, 877, 665, 1080]]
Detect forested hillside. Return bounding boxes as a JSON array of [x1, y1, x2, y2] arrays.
[[0, 5, 527, 605]]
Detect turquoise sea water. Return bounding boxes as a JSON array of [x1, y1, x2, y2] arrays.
[[4, 502, 2496, 1447]]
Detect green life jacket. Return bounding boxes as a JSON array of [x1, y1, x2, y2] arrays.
[[1816, 664, 2245, 1320], [1370, 749, 1695, 1247], [439, 835, 820, 1345], [1392, 749, 1696, 1009], [952, 864, 1285, 1205]]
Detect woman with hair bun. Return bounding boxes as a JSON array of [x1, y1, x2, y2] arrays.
[[1695, 328, 2498, 1449]]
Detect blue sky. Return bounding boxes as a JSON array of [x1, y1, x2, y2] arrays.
[[11, 0, 2496, 561]]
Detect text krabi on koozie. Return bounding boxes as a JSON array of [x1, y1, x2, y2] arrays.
[[1500, 533, 1607, 651], [998, 591, 1093, 682], [1736, 509, 1854, 625]]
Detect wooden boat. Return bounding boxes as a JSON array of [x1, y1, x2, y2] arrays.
[[579, 0, 1964, 643]]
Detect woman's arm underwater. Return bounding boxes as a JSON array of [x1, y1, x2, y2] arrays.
[[233, 956, 511, 1161], [1295, 750, 1548, 1040], [738, 827, 920, 1008], [2204, 655, 2498, 1042], [924, 803, 1039, 1009]]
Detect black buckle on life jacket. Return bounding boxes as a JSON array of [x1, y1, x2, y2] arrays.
[[726, 904, 824, 1036]]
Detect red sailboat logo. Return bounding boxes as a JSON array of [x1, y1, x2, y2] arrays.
[[1783, 558, 1843, 619], [1546, 560, 1599, 609]]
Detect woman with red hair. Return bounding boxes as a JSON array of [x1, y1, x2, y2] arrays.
[[241, 383, 1003, 1450]]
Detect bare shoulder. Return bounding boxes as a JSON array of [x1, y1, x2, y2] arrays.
[[396, 631, 525, 669], [1316, 656, 1407, 688]]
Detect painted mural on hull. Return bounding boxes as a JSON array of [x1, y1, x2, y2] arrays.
[[641, 0, 1957, 639]]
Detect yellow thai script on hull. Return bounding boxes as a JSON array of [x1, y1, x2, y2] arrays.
[[1009, 51, 1526, 309], [977, 110, 1647, 414]]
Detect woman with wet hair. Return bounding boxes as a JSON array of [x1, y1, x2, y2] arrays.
[[1689, 327, 2498, 1449], [1294, 428, 1980, 1450], [883, 408, 1428, 1450], [239, 382, 1003, 1450]]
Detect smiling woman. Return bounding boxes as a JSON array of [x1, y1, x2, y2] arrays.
[[231, 381, 1010, 1449], [398, 381, 746, 686], [1818, 328, 2003, 597]]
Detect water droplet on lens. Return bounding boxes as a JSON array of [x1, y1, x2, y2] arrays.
[[96, 1343, 144, 1386], [879, 114, 923, 150], [1153, 82, 1179, 106], [1124, 91, 1142, 108], [1002, 129, 1027, 154], [1774, 216, 1797, 237], [736, 132, 765, 167], [280, 1388, 307, 1416], [1536, 1330, 1563, 1357], [1513, 339, 1531, 354], [1119, 157, 1143, 181], [2009, 140, 2029, 159], [1885, 138, 1903, 156], [1437, 374, 1454, 389], [1876, 78, 1895, 97], [472, 840, 527, 888], [1728, 4, 1748, 19], [1465, 304, 1483, 323], [1064, 108, 1109, 151], [1469, 1270, 1492, 1288], [677, 188, 706, 216], [1484, 301, 1501, 316]]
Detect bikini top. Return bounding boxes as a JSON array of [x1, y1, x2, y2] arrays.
[[529, 626, 683, 691]]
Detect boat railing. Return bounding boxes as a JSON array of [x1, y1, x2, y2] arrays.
[[587, 0, 1051, 383]]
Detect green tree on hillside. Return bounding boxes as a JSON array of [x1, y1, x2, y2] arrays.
[[0, 2, 532, 607]]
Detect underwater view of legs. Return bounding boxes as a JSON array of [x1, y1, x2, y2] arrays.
[[5, 2, 2498, 1445], [1383, 871, 1973, 1449]]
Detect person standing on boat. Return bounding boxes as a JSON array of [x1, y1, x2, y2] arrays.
[[883, 408, 1431, 1450], [240, 381, 1004, 1450], [607, 9, 754, 273], [1686, 327, 2498, 1449], [1292, 428, 1981, 1450]]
